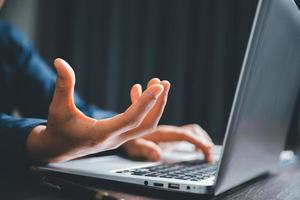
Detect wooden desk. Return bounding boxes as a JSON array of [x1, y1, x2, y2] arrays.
[[1, 160, 299, 200]]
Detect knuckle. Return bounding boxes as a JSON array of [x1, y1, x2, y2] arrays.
[[191, 124, 201, 130], [175, 131, 185, 138], [182, 130, 191, 137], [146, 126, 156, 134], [205, 143, 213, 150], [55, 82, 66, 90], [150, 93, 159, 101], [123, 115, 142, 129], [126, 118, 141, 129], [142, 123, 157, 133], [48, 103, 65, 119]]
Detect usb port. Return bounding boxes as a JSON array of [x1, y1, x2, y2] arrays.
[[153, 183, 164, 187], [168, 183, 180, 189]]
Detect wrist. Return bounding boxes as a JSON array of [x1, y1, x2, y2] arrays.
[[26, 125, 47, 161]]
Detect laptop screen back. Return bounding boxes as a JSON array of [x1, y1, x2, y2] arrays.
[[215, 0, 300, 195]]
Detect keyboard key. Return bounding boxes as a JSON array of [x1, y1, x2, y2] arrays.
[[116, 159, 217, 181]]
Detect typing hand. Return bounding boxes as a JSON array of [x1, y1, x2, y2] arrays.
[[26, 58, 170, 162], [123, 124, 214, 162], [122, 79, 213, 162]]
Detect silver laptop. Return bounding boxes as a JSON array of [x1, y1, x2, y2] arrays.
[[36, 0, 300, 195]]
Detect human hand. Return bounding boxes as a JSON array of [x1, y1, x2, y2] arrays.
[[26, 58, 170, 162], [123, 124, 214, 162], [123, 78, 213, 162]]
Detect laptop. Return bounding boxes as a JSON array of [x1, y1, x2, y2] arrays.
[[35, 0, 300, 195]]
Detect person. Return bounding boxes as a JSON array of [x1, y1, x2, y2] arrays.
[[0, 1, 213, 171]]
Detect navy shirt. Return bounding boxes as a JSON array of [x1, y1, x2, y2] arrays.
[[0, 21, 116, 171]]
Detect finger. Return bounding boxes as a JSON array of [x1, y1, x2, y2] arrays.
[[149, 80, 171, 125], [130, 84, 142, 104], [51, 58, 76, 110], [130, 78, 160, 104], [124, 139, 161, 161], [120, 81, 170, 140], [144, 126, 213, 161], [96, 84, 163, 135], [181, 124, 213, 143], [147, 78, 161, 88], [146, 80, 171, 125]]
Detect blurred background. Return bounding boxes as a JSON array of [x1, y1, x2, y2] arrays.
[[1, 0, 299, 145]]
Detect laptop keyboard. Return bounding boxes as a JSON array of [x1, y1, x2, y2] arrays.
[[116, 160, 217, 181]]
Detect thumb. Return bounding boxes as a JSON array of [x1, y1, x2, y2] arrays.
[[125, 139, 161, 161], [51, 58, 76, 109]]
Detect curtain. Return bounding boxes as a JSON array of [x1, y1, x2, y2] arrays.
[[2, 0, 299, 145]]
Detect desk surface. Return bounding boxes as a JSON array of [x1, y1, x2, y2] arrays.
[[1, 160, 300, 200]]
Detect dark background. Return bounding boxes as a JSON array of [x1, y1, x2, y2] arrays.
[[1, 0, 299, 145]]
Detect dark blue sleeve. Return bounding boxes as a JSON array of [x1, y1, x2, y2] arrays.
[[0, 21, 117, 170], [0, 113, 47, 171]]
